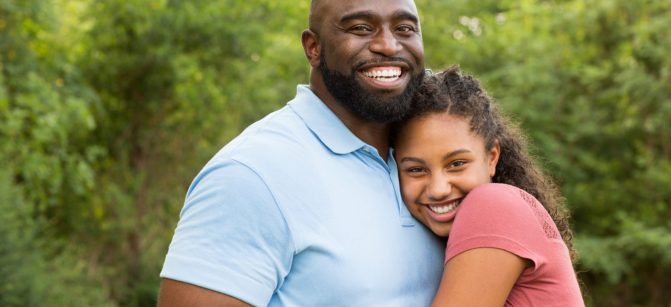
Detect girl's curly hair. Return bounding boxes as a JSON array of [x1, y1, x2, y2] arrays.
[[394, 65, 576, 261]]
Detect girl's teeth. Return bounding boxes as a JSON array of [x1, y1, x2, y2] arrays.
[[429, 201, 460, 214]]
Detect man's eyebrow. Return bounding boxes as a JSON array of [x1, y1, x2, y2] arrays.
[[393, 10, 419, 24], [339, 10, 419, 24], [340, 10, 376, 23]]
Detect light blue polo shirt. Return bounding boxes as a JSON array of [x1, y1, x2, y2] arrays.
[[161, 85, 445, 306]]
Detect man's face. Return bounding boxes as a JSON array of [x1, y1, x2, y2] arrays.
[[314, 0, 425, 123]]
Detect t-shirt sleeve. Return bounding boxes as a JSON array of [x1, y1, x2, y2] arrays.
[[160, 160, 293, 306], [445, 184, 551, 269]]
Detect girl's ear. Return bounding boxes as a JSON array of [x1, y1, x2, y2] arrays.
[[488, 140, 501, 178]]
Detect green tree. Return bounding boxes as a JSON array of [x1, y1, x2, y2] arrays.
[[419, 0, 671, 305], [1, 2, 109, 304], [69, 0, 310, 305]]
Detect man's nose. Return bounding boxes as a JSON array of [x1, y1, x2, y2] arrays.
[[369, 28, 402, 57]]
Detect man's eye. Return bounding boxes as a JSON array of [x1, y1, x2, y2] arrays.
[[350, 25, 373, 33], [396, 25, 417, 33]]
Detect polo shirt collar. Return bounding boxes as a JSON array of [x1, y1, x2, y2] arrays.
[[288, 85, 366, 155]]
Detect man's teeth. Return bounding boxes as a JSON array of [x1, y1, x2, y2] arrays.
[[429, 201, 460, 214], [363, 69, 402, 81]]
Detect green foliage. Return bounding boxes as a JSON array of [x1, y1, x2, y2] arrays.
[[71, 1, 309, 304], [418, 0, 671, 305], [1, 0, 669, 306], [4, 0, 310, 305], [1, 0, 102, 236], [0, 166, 113, 306]]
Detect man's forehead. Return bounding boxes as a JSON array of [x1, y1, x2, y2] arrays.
[[310, 0, 419, 31], [312, 0, 419, 21]]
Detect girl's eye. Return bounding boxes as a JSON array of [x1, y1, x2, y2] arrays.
[[404, 167, 426, 175], [449, 160, 467, 168]]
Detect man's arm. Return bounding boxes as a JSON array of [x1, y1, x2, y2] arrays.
[[157, 278, 252, 307], [159, 161, 293, 306]]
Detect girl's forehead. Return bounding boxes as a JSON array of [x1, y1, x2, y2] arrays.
[[416, 112, 470, 128], [404, 113, 474, 139]]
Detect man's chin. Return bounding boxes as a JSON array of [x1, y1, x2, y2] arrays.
[[319, 58, 423, 122]]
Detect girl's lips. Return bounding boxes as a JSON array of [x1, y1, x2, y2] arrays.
[[422, 199, 461, 223]]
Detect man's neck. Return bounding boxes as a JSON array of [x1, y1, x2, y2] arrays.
[[332, 106, 391, 161], [309, 85, 391, 161]]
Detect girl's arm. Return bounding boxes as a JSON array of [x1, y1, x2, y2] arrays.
[[431, 247, 529, 307]]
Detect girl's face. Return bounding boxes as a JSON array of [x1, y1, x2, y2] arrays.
[[395, 112, 500, 237]]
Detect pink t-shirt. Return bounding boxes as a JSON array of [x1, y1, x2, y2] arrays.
[[445, 183, 584, 307]]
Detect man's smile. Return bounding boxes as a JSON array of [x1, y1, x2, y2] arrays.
[[361, 66, 403, 82], [357, 64, 410, 90]]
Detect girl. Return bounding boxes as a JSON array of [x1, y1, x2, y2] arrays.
[[394, 66, 584, 306]]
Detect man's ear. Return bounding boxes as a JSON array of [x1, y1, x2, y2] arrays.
[[301, 30, 321, 68], [488, 140, 501, 178]]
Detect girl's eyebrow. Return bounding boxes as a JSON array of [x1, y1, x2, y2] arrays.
[[400, 156, 424, 164], [442, 149, 470, 161], [399, 149, 471, 164]]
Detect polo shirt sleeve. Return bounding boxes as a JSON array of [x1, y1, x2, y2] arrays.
[[160, 160, 293, 306], [445, 184, 547, 268]]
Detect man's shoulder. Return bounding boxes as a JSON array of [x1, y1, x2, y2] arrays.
[[202, 105, 326, 177], [185, 105, 315, 196], [224, 107, 309, 154]]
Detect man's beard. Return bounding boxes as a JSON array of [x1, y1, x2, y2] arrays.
[[319, 53, 423, 123]]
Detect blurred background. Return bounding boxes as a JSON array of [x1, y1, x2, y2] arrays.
[[1, 0, 669, 306]]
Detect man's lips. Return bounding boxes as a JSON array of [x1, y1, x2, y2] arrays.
[[356, 60, 412, 87], [355, 56, 412, 70], [360, 66, 403, 82], [357, 57, 412, 73]]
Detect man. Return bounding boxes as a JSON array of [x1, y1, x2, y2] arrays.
[[158, 1, 444, 306]]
